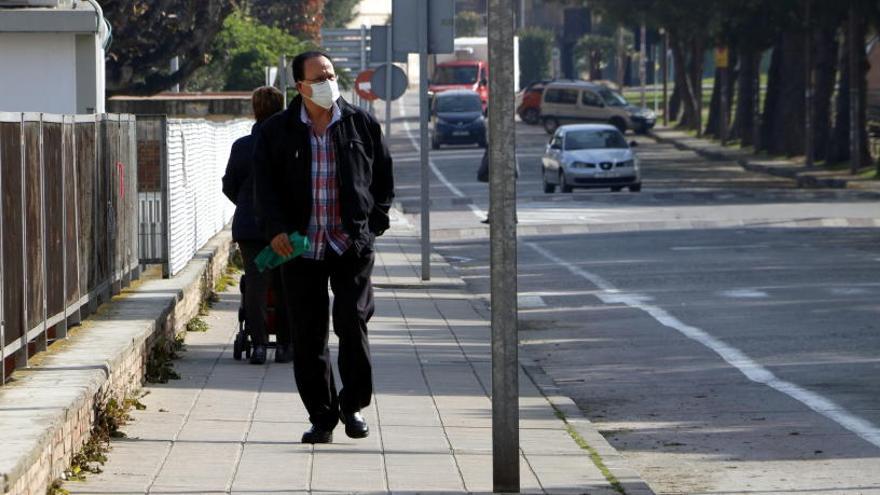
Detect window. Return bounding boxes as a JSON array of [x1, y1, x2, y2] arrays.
[[433, 66, 479, 85], [581, 91, 603, 107], [564, 129, 628, 150], [597, 88, 628, 107], [436, 94, 482, 113], [544, 88, 579, 105]]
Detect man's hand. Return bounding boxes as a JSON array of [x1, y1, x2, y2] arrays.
[[270, 233, 294, 258]]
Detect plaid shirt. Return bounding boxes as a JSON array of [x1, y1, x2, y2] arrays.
[[301, 103, 350, 260]]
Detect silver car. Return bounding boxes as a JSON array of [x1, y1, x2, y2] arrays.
[[541, 124, 642, 193]]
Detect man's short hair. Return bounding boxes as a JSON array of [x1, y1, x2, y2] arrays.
[[292, 51, 332, 82], [252, 86, 284, 122]]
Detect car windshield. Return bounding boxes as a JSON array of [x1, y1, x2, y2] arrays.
[[434, 66, 479, 85], [598, 88, 628, 107], [565, 129, 628, 150], [437, 95, 482, 113]]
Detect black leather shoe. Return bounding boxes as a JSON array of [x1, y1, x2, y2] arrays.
[[339, 410, 370, 439], [274, 344, 293, 364], [249, 345, 267, 365], [301, 424, 333, 444]]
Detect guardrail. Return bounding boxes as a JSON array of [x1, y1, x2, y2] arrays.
[[0, 113, 139, 383]]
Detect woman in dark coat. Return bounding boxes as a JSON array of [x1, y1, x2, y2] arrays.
[[222, 86, 291, 364]]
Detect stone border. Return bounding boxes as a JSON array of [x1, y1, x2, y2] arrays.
[[650, 131, 858, 189], [0, 229, 233, 495], [521, 360, 657, 495]]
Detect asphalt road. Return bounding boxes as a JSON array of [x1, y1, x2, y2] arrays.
[[383, 95, 880, 494]]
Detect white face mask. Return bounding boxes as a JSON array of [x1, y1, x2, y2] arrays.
[[304, 79, 340, 109]]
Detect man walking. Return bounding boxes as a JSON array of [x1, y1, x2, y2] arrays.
[[253, 51, 394, 444]]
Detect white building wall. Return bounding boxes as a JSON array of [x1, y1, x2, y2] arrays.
[[0, 33, 78, 114]]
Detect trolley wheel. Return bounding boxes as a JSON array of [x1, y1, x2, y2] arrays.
[[233, 331, 246, 361]]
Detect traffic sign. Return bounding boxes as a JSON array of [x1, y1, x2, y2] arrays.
[[355, 69, 378, 101], [370, 25, 407, 64], [392, 0, 455, 54], [370, 64, 408, 101]]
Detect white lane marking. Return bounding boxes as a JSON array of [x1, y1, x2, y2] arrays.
[[518, 295, 548, 308], [671, 244, 768, 251], [720, 289, 769, 299], [830, 287, 871, 296], [399, 101, 487, 220], [527, 241, 880, 450]]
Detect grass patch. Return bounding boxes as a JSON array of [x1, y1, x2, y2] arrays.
[[186, 317, 209, 333], [145, 334, 185, 383], [48, 392, 147, 492], [552, 407, 627, 495]]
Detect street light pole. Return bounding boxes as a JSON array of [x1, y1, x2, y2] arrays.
[[488, 0, 519, 492]]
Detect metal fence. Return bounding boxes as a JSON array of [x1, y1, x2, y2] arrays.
[[135, 116, 252, 277], [0, 113, 139, 383]]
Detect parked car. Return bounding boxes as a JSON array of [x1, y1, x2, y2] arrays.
[[541, 124, 642, 193], [539, 80, 656, 135], [516, 79, 584, 125], [516, 80, 550, 125], [431, 90, 487, 149], [429, 60, 490, 111]]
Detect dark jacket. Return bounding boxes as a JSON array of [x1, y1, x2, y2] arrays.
[[253, 96, 394, 253], [222, 123, 263, 241]]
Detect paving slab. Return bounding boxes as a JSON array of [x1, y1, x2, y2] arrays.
[[59, 222, 654, 494]]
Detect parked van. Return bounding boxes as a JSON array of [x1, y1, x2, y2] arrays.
[[539, 81, 656, 135]]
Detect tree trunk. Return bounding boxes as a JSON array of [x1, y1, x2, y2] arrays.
[[812, 26, 838, 162], [826, 22, 869, 165], [705, 67, 723, 137], [827, 30, 851, 163], [671, 36, 691, 126], [731, 45, 758, 145], [760, 31, 806, 156], [675, 36, 703, 129], [705, 49, 737, 138]]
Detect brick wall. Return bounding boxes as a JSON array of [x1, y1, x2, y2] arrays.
[[137, 140, 161, 192]]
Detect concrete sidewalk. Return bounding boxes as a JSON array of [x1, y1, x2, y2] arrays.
[[61, 220, 654, 495], [651, 128, 880, 191]]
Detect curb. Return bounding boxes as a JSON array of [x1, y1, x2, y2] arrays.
[[426, 217, 880, 241], [649, 131, 852, 189], [0, 229, 233, 495], [521, 361, 657, 495]]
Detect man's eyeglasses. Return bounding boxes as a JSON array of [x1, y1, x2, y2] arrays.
[[303, 74, 337, 83]]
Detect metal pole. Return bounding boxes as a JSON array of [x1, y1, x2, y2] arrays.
[[653, 44, 659, 114], [848, 4, 861, 175], [419, 1, 431, 281], [720, 62, 728, 145], [281, 54, 288, 108], [488, 0, 519, 491], [170, 56, 180, 93], [640, 23, 647, 108], [38, 114, 47, 353], [18, 114, 27, 370], [804, 0, 814, 168], [385, 24, 393, 140], [662, 31, 668, 126], [0, 114, 5, 385]]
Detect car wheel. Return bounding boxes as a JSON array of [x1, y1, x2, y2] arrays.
[[543, 170, 556, 193], [629, 184, 642, 192], [522, 108, 540, 125], [611, 186, 623, 192], [559, 171, 573, 193], [610, 117, 627, 134], [543, 117, 560, 134]]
